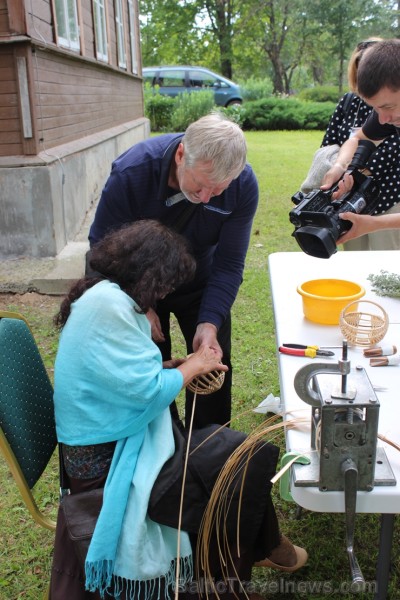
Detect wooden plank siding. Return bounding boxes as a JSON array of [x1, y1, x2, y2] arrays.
[[0, 0, 7, 36], [0, 49, 22, 155], [32, 48, 142, 147], [25, 0, 54, 43], [81, 3, 95, 59], [0, 0, 9, 36], [0, 0, 143, 156]]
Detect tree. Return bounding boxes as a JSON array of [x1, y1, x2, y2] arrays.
[[138, 0, 400, 94], [139, 0, 204, 66], [234, 0, 313, 94], [306, 0, 391, 94], [201, 0, 235, 78]]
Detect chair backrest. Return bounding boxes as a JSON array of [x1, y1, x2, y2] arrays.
[[0, 311, 57, 529]]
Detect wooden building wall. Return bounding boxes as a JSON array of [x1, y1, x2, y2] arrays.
[[0, 0, 143, 157]]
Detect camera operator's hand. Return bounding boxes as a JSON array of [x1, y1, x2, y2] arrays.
[[326, 172, 355, 200], [320, 136, 361, 199], [320, 163, 346, 191], [337, 212, 379, 244], [338, 211, 400, 245]]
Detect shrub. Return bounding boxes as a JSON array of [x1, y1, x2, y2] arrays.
[[169, 90, 215, 131], [239, 76, 274, 101], [218, 103, 246, 127], [144, 85, 175, 132], [298, 85, 341, 103], [241, 97, 336, 131]]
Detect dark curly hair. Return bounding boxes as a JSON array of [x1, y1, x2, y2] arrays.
[[54, 220, 196, 328]]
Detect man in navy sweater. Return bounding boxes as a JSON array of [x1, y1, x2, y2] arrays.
[[88, 113, 259, 428]]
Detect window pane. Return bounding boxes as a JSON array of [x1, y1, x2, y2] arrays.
[[93, 0, 108, 61], [54, 0, 80, 51], [115, 0, 127, 68], [160, 70, 186, 87], [189, 70, 216, 88]]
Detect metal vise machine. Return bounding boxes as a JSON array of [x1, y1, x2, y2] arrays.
[[292, 342, 396, 589]]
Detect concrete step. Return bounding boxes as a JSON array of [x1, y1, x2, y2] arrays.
[[0, 240, 88, 295]]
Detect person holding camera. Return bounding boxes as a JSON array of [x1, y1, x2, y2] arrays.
[[321, 39, 400, 250], [86, 112, 258, 430]]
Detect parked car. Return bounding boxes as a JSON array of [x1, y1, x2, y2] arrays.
[[142, 66, 243, 107]]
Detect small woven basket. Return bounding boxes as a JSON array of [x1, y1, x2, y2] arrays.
[[339, 300, 389, 347], [187, 370, 225, 395]]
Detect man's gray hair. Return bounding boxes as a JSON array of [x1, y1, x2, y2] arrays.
[[181, 112, 247, 183]]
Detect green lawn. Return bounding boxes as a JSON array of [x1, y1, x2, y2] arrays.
[[1, 130, 399, 599]]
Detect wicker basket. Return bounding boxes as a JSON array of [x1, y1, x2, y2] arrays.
[[339, 300, 389, 347], [187, 370, 225, 395]]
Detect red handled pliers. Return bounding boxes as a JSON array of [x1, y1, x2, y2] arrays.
[[279, 343, 336, 358]]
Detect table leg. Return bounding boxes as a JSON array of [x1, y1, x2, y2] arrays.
[[374, 514, 395, 600]]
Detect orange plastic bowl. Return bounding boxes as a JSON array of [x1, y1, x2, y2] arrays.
[[297, 279, 365, 325]]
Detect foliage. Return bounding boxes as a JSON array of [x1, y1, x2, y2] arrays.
[[367, 270, 400, 297], [305, 0, 392, 92], [238, 76, 274, 101], [143, 86, 337, 132], [218, 104, 246, 128], [241, 97, 336, 130], [139, 0, 399, 96], [143, 84, 175, 132], [298, 85, 341, 103], [169, 90, 215, 132]]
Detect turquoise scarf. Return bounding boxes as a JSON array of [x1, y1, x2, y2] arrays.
[[85, 408, 192, 598], [53, 281, 193, 599]]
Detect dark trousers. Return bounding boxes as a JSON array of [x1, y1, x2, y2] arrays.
[[156, 287, 232, 429]]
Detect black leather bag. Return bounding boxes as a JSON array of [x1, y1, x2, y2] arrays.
[[60, 488, 104, 566]]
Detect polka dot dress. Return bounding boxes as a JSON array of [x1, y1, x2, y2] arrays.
[[321, 94, 400, 215]]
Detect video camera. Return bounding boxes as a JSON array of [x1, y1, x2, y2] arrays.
[[289, 140, 381, 258]]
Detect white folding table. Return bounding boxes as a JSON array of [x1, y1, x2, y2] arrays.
[[268, 250, 400, 600]]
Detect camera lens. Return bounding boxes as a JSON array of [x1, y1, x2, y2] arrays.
[[293, 226, 338, 259]]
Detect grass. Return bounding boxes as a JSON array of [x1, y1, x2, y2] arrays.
[[1, 130, 399, 599]]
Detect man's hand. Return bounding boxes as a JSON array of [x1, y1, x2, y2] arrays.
[[146, 307, 165, 343], [192, 322, 223, 361], [338, 211, 400, 245], [337, 212, 378, 244]]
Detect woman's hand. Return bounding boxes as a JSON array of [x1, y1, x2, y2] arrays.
[[177, 344, 228, 389]]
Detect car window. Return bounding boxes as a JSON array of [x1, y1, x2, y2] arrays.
[[158, 69, 186, 87], [143, 69, 157, 84], [189, 70, 218, 88], [189, 70, 231, 89]]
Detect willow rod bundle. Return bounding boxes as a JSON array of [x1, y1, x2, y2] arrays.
[[195, 414, 309, 599]]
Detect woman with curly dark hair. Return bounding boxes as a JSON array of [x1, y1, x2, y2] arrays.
[[50, 220, 306, 600]]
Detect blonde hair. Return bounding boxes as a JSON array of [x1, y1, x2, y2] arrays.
[[347, 37, 383, 92]]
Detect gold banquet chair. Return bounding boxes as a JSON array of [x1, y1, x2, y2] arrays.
[[0, 311, 57, 599]]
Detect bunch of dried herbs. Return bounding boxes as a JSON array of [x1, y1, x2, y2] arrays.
[[368, 270, 400, 297]]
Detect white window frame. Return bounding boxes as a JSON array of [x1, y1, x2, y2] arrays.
[[54, 0, 80, 51], [115, 0, 127, 69], [93, 0, 108, 62], [127, 0, 138, 74]]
